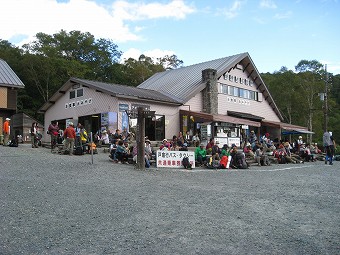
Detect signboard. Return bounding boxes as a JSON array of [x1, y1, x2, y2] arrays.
[[119, 104, 129, 112], [215, 137, 241, 148], [101, 112, 117, 133], [227, 137, 241, 147], [156, 150, 195, 168]]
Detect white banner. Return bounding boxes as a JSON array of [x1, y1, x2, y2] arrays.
[[156, 150, 196, 168]]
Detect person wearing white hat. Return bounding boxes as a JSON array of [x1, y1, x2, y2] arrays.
[[63, 122, 76, 155], [99, 129, 110, 145], [3, 117, 11, 146]]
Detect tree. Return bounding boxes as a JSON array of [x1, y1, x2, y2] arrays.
[[121, 55, 165, 86], [157, 54, 183, 70], [295, 60, 325, 143]]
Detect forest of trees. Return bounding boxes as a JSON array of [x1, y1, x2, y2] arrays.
[[1, 30, 339, 145]]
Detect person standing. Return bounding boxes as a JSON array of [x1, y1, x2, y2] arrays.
[[63, 122, 76, 155], [48, 120, 59, 149], [323, 130, 335, 165], [3, 117, 10, 146], [30, 122, 38, 148], [75, 122, 82, 147]]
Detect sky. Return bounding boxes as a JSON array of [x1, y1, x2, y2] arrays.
[[1, 0, 339, 74]]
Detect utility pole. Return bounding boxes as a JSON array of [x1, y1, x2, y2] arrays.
[[324, 64, 328, 132]]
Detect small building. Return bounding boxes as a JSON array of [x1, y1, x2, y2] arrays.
[[0, 59, 25, 143], [11, 113, 43, 143], [39, 52, 307, 145]]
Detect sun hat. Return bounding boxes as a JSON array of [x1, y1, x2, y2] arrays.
[[68, 122, 73, 126], [6, 118, 10, 121]]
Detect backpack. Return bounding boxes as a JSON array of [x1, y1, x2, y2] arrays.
[[182, 156, 192, 169], [278, 155, 287, 164], [236, 152, 248, 169]]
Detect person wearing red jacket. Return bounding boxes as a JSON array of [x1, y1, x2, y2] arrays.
[[3, 118, 10, 146], [63, 122, 76, 155]]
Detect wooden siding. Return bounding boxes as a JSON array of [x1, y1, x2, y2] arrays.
[[0, 87, 7, 108], [7, 89, 17, 109]]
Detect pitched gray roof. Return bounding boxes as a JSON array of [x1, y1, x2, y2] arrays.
[[0, 59, 25, 88], [138, 52, 283, 120], [138, 52, 248, 103], [39, 77, 181, 112]]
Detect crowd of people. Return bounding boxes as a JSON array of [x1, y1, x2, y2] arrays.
[[4, 118, 335, 168]]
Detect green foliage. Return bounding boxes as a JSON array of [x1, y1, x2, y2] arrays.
[[263, 62, 340, 144], [0, 30, 183, 121]]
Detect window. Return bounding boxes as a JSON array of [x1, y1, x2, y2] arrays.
[[234, 76, 238, 83], [239, 89, 244, 98], [77, 88, 83, 97], [229, 75, 233, 82], [228, 86, 234, 95], [233, 87, 239, 97], [70, 88, 84, 99], [239, 77, 243, 84], [220, 84, 228, 94], [223, 74, 228, 80], [70, 91, 76, 99], [244, 79, 248, 85]]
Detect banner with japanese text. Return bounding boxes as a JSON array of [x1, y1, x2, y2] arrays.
[[156, 150, 195, 168]]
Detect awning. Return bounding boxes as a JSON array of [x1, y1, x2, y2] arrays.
[[227, 111, 264, 121], [262, 120, 309, 131], [180, 110, 261, 127], [282, 130, 315, 135]]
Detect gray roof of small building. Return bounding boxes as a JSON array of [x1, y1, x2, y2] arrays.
[[0, 59, 25, 88], [39, 77, 181, 113], [138, 52, 283, 120]]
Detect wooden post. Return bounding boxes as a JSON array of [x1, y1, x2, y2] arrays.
[[136, 107, 146, 170]]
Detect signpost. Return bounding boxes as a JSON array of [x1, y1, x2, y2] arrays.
[[126, 107, 155, 170]]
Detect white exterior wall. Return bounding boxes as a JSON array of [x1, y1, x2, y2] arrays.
[[180, 93, 203, 112], [217, 67, 280, 122], [44, 85, 180, 142]]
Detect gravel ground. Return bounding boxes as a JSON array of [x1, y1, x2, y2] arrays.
[[1, 144, 339, 255]]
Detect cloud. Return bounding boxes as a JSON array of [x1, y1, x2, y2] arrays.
[[321, 60, 340, 75], [274, 11, 293, 19], [222, 0, 244, 19], [260, 0, 277, 9], [112, 0, 195, 21], [121, 48, 176, 63], [0, 0, 195, 45]]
